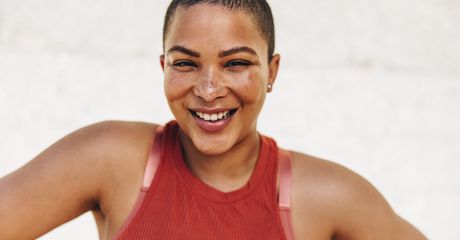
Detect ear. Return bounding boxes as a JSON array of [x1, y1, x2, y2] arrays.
[[267, 54, 281, 93], [160, 54, 165, 72]]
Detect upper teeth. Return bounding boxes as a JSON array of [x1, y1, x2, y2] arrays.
[[195, 111, 230, 121]]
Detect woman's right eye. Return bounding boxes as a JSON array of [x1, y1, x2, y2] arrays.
[[172, 61, 197, 71]]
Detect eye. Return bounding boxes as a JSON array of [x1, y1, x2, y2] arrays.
[[224, 60, 252, 69], [172, 60, 197, 71]]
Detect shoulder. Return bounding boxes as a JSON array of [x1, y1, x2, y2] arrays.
[[11, 119, 161, 209], [76, 120, 158, 147], [290, 151, 382, 208], [289, 151, 426, 239], [0, 120, 160, 239], [70, 120, 159, 167], [45, 120, 162, 232], [76, 120, 159, 194], [27, 119, 160, 195], [61, 120, 159, 177]]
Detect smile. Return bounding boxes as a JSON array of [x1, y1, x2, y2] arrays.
[[194, 110, 229, 121], [189, 108, 238, 132], [190, 109, 238, 122]]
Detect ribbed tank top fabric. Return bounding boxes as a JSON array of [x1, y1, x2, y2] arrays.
[[116, 121, 287, 239]]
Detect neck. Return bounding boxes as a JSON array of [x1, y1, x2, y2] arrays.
[[179, 130, 261, 193]]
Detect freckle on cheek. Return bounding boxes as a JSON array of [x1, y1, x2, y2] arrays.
[[166, 76, 191, 98], [167, 75, 186, 87]]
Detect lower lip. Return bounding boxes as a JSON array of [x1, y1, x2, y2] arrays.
[[192, 112, 235, 133]]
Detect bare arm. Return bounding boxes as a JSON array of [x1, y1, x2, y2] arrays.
[[0, 122, 121, 239], [291, 152, 427, 240], [333, 167, 427, 240]]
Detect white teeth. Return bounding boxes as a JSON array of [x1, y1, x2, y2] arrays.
[[194, 110, 232, 122]]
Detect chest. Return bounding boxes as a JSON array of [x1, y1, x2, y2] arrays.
[[113, 164, 286, 239]]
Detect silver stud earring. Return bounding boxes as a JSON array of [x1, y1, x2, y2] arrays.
[[267, 84, 272, 91]]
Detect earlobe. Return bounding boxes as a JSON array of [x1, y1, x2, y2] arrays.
[[160, 55, 165, 72]]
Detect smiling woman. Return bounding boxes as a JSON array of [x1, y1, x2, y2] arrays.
[[0, 0, 436, 240], [162, 3, 279, 158]]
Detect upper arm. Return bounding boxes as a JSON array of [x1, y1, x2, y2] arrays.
[[332, 168, 427, 240], [0, 121, 125, 239], [291, 153, 426, 240]]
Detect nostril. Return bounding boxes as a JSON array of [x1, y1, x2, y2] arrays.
[[193, 81, 227, 102]]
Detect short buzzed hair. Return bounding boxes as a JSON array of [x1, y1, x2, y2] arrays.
[[163, 0, 276, 60]]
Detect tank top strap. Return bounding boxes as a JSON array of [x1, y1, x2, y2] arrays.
[[278, 148, 294, 240], [142, 126, 164, 190]]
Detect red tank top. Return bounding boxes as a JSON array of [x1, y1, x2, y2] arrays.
[[115, 121, 293, 239]]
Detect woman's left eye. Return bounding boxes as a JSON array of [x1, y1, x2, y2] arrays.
[[224, 60, 251, 68]]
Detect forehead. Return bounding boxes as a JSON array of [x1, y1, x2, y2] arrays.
[[165, 4, 268, 58]]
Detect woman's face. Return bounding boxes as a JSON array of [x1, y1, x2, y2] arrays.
[[162, 4, 280, 155]]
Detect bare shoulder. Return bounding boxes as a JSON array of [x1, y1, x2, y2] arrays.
[[78, 120, 158, 149], [45, 120, 160, 192], [79, 120, 159, 174], [77, 120, 159, 193], [87, 120, 159, 205], [290, 151, 380, 207], [289, 151, 427, 240], [0, 120, 159, 239]]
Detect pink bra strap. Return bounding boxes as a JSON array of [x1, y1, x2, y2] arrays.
[[113, 126, 165, 240], [278, 148, 294, 240], [142, 126, 164, 190]]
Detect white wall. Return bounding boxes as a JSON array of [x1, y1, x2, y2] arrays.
[[0, 0, 458, 239]]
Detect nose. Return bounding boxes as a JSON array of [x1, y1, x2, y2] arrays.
[[193, 66, 228, 102]]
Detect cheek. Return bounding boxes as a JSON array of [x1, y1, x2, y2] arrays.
[[229, 71, 266, 104], [164, 71, 193, 101]]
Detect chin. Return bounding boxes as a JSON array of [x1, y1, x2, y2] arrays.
[[191, 136, 233, 156]]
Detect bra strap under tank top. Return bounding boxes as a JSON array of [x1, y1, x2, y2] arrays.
[[278, 148, 294, 240], [117, 125, 294, 239]]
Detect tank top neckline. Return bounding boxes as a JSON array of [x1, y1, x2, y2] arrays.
[[166, 121, 273, 204]]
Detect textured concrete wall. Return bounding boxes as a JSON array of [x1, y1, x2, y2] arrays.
[[0, 0, 458, 239]]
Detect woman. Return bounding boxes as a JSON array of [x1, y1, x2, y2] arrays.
[[0, 1, 427, 239]]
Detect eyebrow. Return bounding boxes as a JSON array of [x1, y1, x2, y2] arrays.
[[167, 45, 200, 58], [166, 45, 259, 59], [218, 46, 258, 58]]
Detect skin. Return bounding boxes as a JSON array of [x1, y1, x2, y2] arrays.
[[0, 4, 426, 240]]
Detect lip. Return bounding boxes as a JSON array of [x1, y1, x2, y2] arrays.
[[189, 107, 236, 114], [189, 108, 238, 133]]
